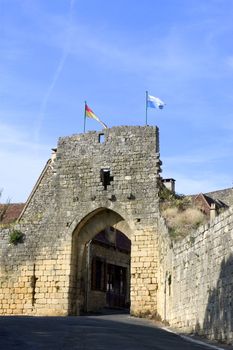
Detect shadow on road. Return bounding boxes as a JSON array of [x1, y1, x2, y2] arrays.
[[81, 307, 129, 316], [0, 313, 217, 350]]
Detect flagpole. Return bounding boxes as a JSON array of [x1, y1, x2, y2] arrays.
[[84, 101, 87, 133], [145, 91, 148, 126]]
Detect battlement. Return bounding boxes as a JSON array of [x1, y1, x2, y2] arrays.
[[56, 125, 160, 158]]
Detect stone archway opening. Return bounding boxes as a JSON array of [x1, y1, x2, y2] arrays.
[[68, 208, 132, 315], [86, 227, 131, 312]]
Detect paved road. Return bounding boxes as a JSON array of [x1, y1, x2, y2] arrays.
[[0, 312, 227, 349]]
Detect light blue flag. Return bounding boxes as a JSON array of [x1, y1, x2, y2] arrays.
[[147, 94, 165, 109]]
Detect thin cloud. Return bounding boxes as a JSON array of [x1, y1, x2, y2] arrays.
[[168, 172, 233, 195], [6, 1, 230, 84], [0, 122, 48, 151], [1, 0, 232, 201], [0, 148, 48, 203], [34, 0, 75, 143], [0, 122, 50, 202], [162, 147, 232, 166], [60, 15, 228, 78]]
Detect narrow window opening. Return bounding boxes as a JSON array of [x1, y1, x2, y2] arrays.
[[91, 257, 106, 291], [100, 168, 113, 190], [99, 133, 105, 143], [168, 274, 172, 296]]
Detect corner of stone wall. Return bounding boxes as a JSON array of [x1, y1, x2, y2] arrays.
[[160, 206, 233, 344]]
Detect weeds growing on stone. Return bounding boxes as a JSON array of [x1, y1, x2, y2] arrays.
[[159, 184, 207, 240]]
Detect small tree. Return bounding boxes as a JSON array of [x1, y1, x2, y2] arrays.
[[0, 189, 10, 223]]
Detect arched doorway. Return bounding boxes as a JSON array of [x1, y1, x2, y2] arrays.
[[86, 227, 131, 312], [68, 208, 132, 315]]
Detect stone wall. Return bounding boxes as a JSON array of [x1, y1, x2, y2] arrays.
[[158, 207, 233, 344], [0, 126, 161, 316], [2, 124, 232, 344]]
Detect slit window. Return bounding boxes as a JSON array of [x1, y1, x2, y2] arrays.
[[100, 168, 113, 190], [99, 133, 105, 143], [168, 274, 172, 296]]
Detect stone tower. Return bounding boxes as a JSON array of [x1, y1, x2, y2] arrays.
[[0, 126, 162, 316]]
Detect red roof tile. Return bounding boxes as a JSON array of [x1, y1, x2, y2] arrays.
[[0, 203, 25, 224]]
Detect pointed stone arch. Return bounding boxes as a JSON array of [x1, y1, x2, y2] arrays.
[[68, 207, 133, 315]]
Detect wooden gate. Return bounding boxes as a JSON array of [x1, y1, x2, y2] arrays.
[[106, 264, 127, 308]]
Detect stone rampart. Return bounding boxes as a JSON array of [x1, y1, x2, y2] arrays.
[[158, 207, 233, 344]]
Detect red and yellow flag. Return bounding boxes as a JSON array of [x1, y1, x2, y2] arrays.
[[85, 104, 107, 129]]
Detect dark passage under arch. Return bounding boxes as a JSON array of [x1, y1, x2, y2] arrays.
[[89, 227, 131, 311], [68, 208, 132, 315]]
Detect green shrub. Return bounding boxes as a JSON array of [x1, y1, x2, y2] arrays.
[[9, 229, 24, 245]]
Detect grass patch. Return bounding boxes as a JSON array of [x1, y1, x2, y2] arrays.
[[159, 185, 207, 240]]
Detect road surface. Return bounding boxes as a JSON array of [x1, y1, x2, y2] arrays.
[[0, 312, 229, 349]]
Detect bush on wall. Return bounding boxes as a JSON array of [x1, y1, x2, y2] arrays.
[[9, 229, 24, 245]]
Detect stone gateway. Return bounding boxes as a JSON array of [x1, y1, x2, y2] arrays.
[[0, 126, 161, 316], [1, 126, 233, 345]]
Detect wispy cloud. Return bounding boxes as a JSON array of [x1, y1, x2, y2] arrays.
[[34, 0, 75, 143], [0, 122, 50, 202], [170, 172, 233, 195], [162, 147, 232, 166], [0, 148, 48, 203], [0, 122, 48, 151], [59, 16, 230, 80], [1, 0, 233, 201], [162, 139, 233, 194], [3, 0, 231, 85]]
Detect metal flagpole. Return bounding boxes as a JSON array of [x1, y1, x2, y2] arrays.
[[84, 101, 87, 133], [145, 91, 148, 125]]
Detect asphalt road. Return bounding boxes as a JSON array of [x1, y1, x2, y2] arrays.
[[0, 312, 227, 349]]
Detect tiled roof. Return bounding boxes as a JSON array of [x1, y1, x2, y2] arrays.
[[194, 193, 228, 210], [205, 188, 233, 207], [0, 203, 25, 225], [202, 194, 216, 207]]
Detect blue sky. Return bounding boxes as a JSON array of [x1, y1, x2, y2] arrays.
[[1, 0, 233, 202]]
